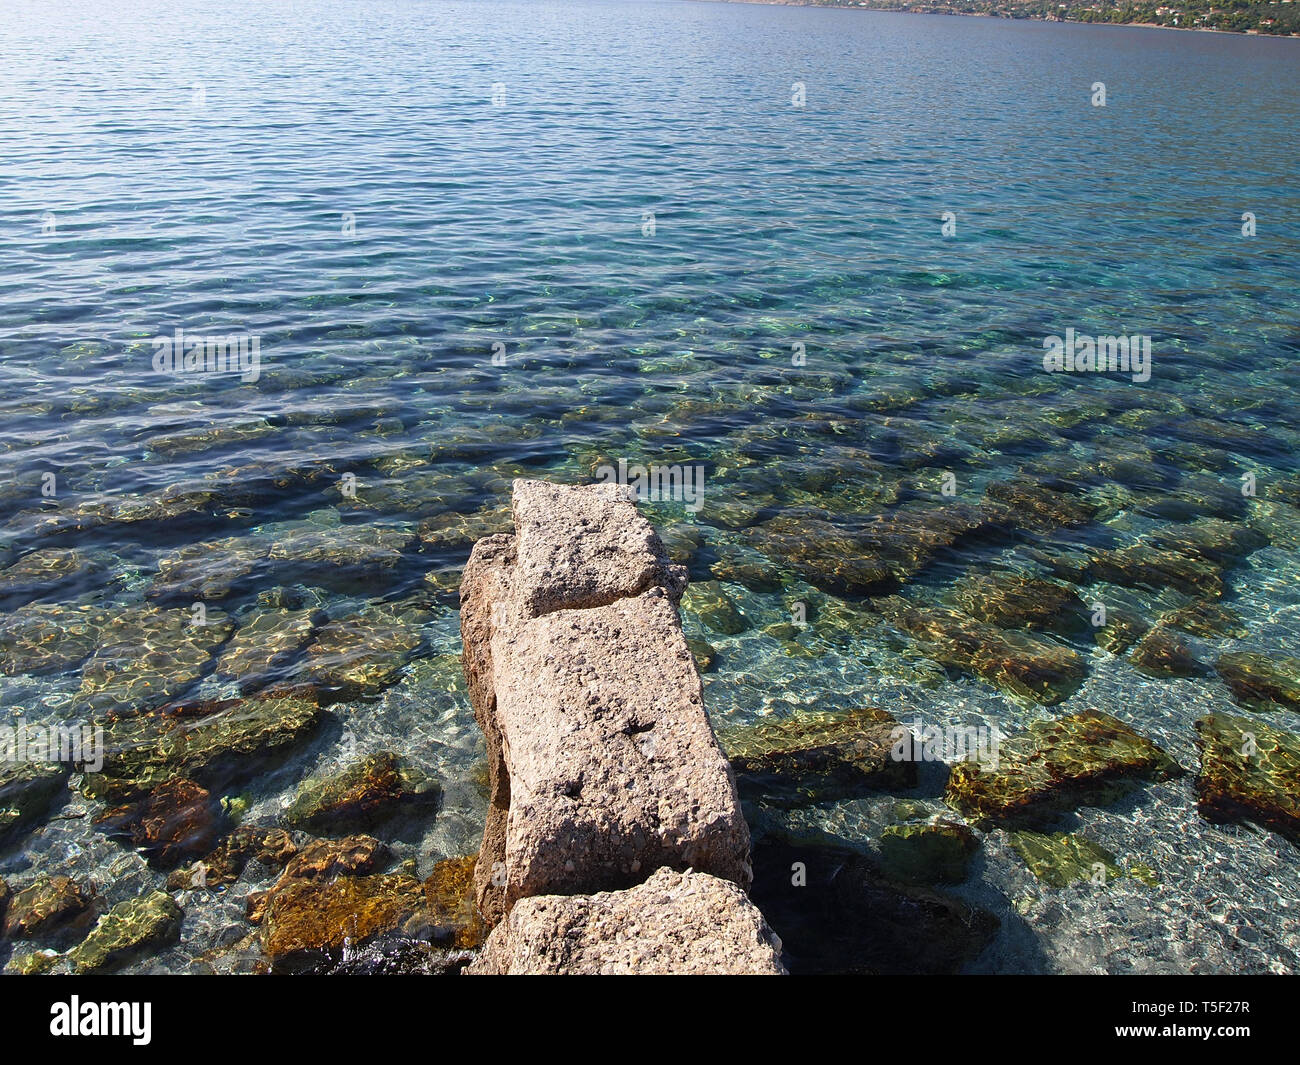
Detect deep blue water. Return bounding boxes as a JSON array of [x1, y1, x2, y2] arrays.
[[1, 0, 1299, 973]]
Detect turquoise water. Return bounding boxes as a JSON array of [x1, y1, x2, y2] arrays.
[[2, 0, 1299, 973]]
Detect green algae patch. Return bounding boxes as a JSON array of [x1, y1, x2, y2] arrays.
[[1194, 712, 1300, 845], [1215, 653, 1300, 713], [67, 891, 183, 974], [945, 708, 1181, 828], [719, 706, 916, 807], [880, 821, 979, 885], [1009, 831, 1121, 888]]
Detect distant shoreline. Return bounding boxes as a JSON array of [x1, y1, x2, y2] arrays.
[[711, 0, 1300, 38]]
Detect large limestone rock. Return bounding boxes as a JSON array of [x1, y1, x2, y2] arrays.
[[467, 867, 785, 975], [461, 480, 751, 926]]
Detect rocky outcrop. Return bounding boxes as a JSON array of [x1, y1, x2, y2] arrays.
[[467, 867, 785, 975], [460, 479, 782, 974]]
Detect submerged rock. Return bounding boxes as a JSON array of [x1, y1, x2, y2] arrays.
[[945, 708, 1180, 828], [260, 873, 427, 972], [0, 548, 102, 605], [67, 891, 183, 973], [686, 637, 717, 672], [1162, 600, 1247, 640], [681, 580, 748, 635], [75, 604, 233, 714], [467, 867, 785, 976], [879, 821, 979, 885], [749, 837, 998, 975], [1, 875, 96, 941], [418, 507, 513, 552], [0, 761, 69, 844], [283, 752, 439, 835], [149, 536, 266, 601], [81, 693, 324, 802], [719, 706, 916, 806], [1215, 652, 1300, 713], [1094, 607, 1152, 655], [984, 476, 1098, 533], [883, 600, 1086, 705], [1129, 625, 1208, 679], [418, 855, 484, 951], [1087, 546, 1225, 600], [267, 523, 418, 576], [951, 572, 1086, 634], [166, 826, 298, 891], [300, 602, 430, 701], [0, 601, 108, 676], [94, 778, 224, 870], [213, 608, 319, 693], [1008, 831, 1121, 888], [747, 503, 996, 597], [1194, 713, 1300, 845]]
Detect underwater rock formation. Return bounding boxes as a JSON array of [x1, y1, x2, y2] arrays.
[[283, 752, 439, 835], [1214, 653, 1300, 713], [945, 709, 1180, 827], [1194, 713, 1300, 845], [67, 891, 183, 973], [718, 705, 916, 806]]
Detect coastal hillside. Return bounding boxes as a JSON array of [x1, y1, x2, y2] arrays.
[[761, 0, 1300, 35]]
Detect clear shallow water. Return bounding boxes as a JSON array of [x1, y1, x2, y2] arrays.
[[1, 0, 1299, 973]]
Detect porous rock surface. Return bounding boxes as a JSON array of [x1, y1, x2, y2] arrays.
[[467, 867, 785, 975], [460, 480, 780, 974]]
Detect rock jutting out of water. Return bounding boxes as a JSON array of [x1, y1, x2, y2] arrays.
[[467, 867, 785, 975], [1194, 713, 1300, 845], [460, 479, 784, 974], [945, 708, 1181, 828], [460, 480, 751, 925]]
